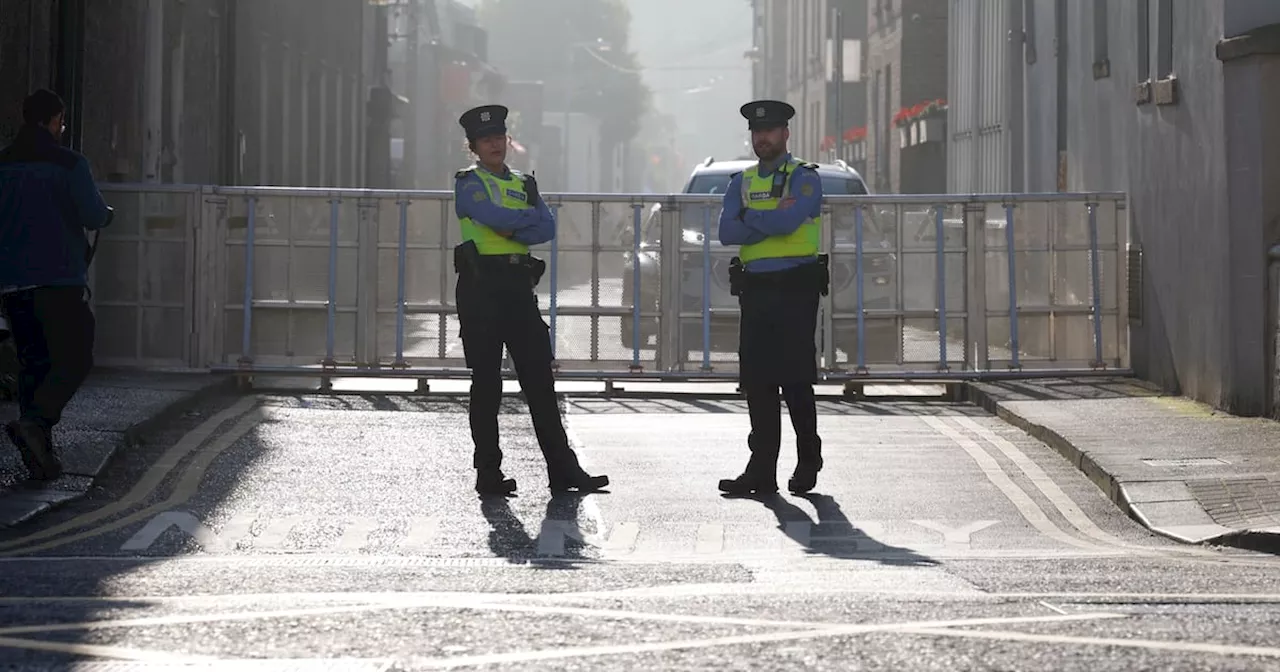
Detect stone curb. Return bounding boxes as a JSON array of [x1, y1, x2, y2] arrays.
[[961, 382, 1280, 556], [0, 375, 238, 529]]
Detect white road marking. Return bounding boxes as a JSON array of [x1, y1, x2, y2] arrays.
[[416, 612, 1128, 668], [9, 588, 1280, 609], [336, 519, 382, 552], [1039, 600, 1069, 615], [120, 511, 222, 553], [602, 522, 640, 553], [695, 524, 724, 554], [254, 515, 306, 550], [103, 513, 1126, 561], [400, 517, 441, 551], [899, 626, 1280, 659], [921, 416, 1111, 553], [218, 513, 260, 552], [910, 520, 1000, 547]]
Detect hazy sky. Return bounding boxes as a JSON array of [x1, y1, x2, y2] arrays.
[[455, 0, 752, 168], [627, 0, 753, 164]]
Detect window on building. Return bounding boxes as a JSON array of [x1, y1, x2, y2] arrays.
[[826, 39, 862, 83], [1156, 0, 1173, 79], [1092, 0, 1109, 78]]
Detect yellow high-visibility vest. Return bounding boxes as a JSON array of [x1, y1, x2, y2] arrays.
[[456, 166, 532, 255], [737, 158, 820, 264]]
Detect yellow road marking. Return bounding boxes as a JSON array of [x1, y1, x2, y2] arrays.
[[0, 635, 217, 662], [0, 407, 265, 556], [0, 395, 260, 551]]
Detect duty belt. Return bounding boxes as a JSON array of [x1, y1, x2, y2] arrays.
[[456, 245, 547, 287], [728, 255, 829, 296]]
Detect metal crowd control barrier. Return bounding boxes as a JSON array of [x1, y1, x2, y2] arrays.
[[88, 185, 1131, 384]]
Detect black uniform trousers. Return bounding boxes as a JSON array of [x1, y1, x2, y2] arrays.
[[1, 286, 96, 431], [736, 266, 822, 473], [455, 261, 584, 479]]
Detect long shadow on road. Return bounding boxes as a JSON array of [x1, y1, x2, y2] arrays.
[[727, 492, 938, 566], [480, 493, 592, 569]]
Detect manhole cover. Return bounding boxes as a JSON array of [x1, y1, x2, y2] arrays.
[[1141, 457, 1230, 468]]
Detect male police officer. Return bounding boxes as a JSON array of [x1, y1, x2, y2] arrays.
[[716, 99, 826, 497], [0, 89, 113, 481], [453, 104, 609, 497]]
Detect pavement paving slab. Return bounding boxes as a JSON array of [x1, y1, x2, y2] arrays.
[[0, 367, 234, 528], [964, 377, 1280, 553]]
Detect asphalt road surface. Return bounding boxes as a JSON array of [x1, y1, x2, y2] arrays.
[[2, 387, 1278, 670]]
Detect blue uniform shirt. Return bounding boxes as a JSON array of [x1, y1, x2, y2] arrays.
[[716, 152, 823, 273], [454, 164, 556, 246], [0, 125, 113, 288]]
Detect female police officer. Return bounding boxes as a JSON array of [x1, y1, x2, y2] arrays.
[[715, 99, 826, 497], [452, 104, 608, 497]]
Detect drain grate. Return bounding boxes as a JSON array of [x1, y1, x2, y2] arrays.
[[1141, 457, 1230, 468], [1188, 477, 1280, 529]]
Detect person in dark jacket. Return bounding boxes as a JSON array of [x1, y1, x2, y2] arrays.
[[0, 89, 113, 481]]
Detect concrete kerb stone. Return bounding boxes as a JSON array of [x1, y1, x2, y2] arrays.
[[0, 374, 238, 529], [960, 382, 1280, 555]]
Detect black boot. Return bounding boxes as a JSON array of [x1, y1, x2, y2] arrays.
[[788, 435, 823, 494], [546, 447, 609, 494], [549, 470, 609, 494], [5, 419, 62, 481], [719, 450, 778, 496], [475, 469, 517, 497]]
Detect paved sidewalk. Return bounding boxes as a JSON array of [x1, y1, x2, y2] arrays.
[[964, 377, 1280, 553], [0, 368, 234, 527]]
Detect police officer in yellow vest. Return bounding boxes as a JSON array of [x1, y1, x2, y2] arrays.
[[453, 104, 609, 497], [716, 99, 827, 497]]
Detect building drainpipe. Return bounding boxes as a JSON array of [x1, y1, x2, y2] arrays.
[[833, 5, 843, 163], [366, 2, 392, 189], [143, 0, 164, 182], [1007, 0, 1025, 193], [221, 0, 238, 185], [54, 0, 86, 153]]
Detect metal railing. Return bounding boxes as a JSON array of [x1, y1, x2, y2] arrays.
[[90, 184, 1131, 383]]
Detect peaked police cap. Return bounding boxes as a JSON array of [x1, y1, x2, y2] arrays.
[[740, 99, 795, 131], [459, 104, 508, 141]]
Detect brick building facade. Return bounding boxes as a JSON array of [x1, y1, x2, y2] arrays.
[[749, 0, 868, 166], [865, 0, 949, 194]]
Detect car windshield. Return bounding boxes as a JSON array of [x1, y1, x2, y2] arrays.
[[686, 172, 868, 195]]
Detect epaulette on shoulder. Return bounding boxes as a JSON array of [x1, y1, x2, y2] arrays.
[[799, 162, 819, 171], [729, 170, 743, 180], [454, 167, 476, 179]]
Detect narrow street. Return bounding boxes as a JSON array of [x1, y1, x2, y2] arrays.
[[1, 387, 1278, 670]]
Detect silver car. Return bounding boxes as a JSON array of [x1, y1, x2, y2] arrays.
[[620, 157, 899, 361]]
